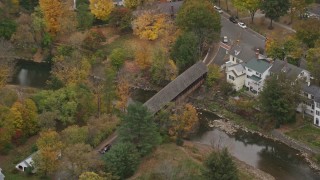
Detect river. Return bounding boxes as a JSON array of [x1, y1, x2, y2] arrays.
[[10, 59, 51, 88], [192, 110, 320, 180]]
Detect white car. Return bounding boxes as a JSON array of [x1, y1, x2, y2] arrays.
[[238, 22, 247, 28], [214, 6, 223, 14], [223, 36, 228, 43]]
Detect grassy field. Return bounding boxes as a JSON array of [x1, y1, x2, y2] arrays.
[[286, 124, 320, 149], [131, 143, 259, 180]]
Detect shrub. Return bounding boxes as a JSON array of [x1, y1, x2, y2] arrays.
[[109, 48, 127, 69]]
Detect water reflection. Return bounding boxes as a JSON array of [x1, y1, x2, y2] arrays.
[[192, 111, 320, 180]]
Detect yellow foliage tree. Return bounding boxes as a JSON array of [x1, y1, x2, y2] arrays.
[[39, 0, 63, 35], [33, 130, 64, 175], [133, 12, 171, 41], [10, 101, 23, 131], [169, 103, 199, 138], [135, 45, 151, 70], [89, 0, 114, 20], [0, 65, 9, 88], [79, 172, 105, 180], [116, 77, 130, 112]]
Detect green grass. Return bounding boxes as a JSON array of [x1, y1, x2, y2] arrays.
[[105, 34, 135, 55], [286, 124, 320, 149]]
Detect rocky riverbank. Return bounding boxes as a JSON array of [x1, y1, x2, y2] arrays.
[[197, 107, 320, 173]]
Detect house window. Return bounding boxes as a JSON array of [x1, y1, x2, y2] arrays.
[[316, 111, 320, 116], [311, 95, 314, 99], [317, 103, 320, 108], [256, 72, 259, 76], [229, 75, 235, 81], [248, 69, 252, 72], [316, 118, 319, 125]]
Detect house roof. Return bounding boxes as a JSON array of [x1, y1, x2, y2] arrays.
[[228, 63, 245, 76], [248, 75, 262, 82], [270, 59, 304, 80], [245, 58, 272, 74], [144, 61, 207, 113], [229, 45, 256, 63], [302, 83, 320, 98]]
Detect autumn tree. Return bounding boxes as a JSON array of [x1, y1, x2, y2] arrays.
[[109, 7, 132, 32], [289, 0, 313, 24], [306, 47, 320, 85], [134, 44, 152, 70], [115, 77, 130, 112], [103, 67, 117, 114], [296, 19, 320, 48], [33, 130, 64, 176], [119, 103, 161, 156], [171, 31, 199, 73], [89, 0, 114, 21], [110, 48, 127, 69], [61, 125, 88, 145], [39, 0, 63, 35], [176, 0, 221, 56], [232, 0, 261, 23], [0, 106, 15, 154], [261, 0, 290, 29], [206, 64, 222, 86], [169, 103, 199, 138], [0, 65, 9, 88], [150, 48, 178, 86], [124, 0, 155, 9], [10, 14, 36, 49], [133, 12, 172, 41], [61, 143, 102, 177], [79, 172, 107, 180]]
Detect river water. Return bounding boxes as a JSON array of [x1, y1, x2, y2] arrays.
[[10, 60, 51, 88], [192, 110, 320, 180]]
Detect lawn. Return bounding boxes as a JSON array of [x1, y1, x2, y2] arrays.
[[286, 124, 320, 149]]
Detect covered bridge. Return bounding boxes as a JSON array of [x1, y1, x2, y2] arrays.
[[144, 61, 208, 114]]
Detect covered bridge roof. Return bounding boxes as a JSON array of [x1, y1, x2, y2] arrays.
[[144, 61, 207, 113]]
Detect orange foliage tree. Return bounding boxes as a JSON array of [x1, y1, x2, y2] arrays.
[[116, 77, 130, 112], [39, 0, 63, 35], [89, 0, 114, 20]]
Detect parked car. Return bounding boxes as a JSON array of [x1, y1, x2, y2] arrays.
[[223, 36, 228, 43], [99, 144, 112, 154], [229, 16, 237, 23], [238, 22, 247, 28], [214, 5, 223, 14]]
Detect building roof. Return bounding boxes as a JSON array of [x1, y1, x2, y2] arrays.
[[302, 83, 320, 97], [245, 58, 272, 74], [227, 63, 245, 76], [248, 75, 262, 82], [144, 61, 207, 113], [229, 45, 257, 63], [270, 59, 304, 80]]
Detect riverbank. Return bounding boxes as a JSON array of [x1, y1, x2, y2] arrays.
[[195, 107, 320, 174]]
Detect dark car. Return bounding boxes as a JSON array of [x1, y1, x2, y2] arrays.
[[99, 144, 112, 154], [229, 16, 237, 23]]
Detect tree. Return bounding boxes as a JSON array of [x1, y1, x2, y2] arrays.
[[296, 19, 320, 48], [150, 48, 178, 86], [0, 106, 15, 154], [232, 0, 261, 23], [19, 0, 39, 11], [203, 148, 238, 180], [261, 0, 290, 29], [133, 12, 172, 41], [37, 111, 58, 130], [33, 130, 63, 176], [89, 0, 114, 21], [77, 3, 94, 30], [134, 44, 151, 70], [0, 19, 17, 40], [115, 77, 130, 112], [0, 65, 9, 88], [104, 142, 140, 179], [306, 47, 320, 85], [0, 88, 18, 107], [61, 125, 88, 145], [259, 73, 302, 127], [103, 67, 117, 114], [39, 0, 63, 35], [79, 172, 106, 180], [289, 0, 314, 24], [109, 7, 132, 32], [61, 143, 101, 177], [206, 64, 222, 86], [124, 0, 154, 9], [118, 103, 161, 156], [169, 103, 199, 138], [176, 0, 221, 56], [110, 48, 127, 69], [171, 31, 199, 73]]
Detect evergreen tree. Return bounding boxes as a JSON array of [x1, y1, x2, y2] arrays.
[[118, 102, 161, 156], [203, 148, 238, 180]]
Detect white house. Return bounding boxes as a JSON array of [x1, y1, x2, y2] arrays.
[[0, 168, 4, 180], [226, 63, 246, 91], [244, 58, 272, 94], [300, 84, 320, 127], [113, 0, 124, 6], [15, 153, 36, 172]]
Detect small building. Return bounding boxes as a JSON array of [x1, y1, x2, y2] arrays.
[[301, 84, 320, 127], [15, 153, 36, 172], [0, 168, 5, 180], [226, 63, 246, 91], [113, 0, 124, 6], [244, 58, 272, 95]]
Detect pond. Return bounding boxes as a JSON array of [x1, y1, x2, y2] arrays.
[[192, 110, 320, 180], [10, 59, 51, 88]]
